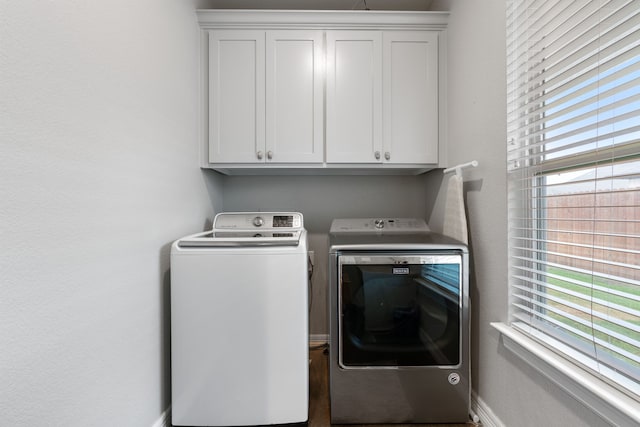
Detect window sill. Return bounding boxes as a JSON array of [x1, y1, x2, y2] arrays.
[[491, 322, 640, 426]]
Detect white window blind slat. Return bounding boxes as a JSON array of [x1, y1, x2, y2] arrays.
[[511, 247, 640, 273], [511, 256, 640, 289], [511, 277, 640, 321], [510, 226, 640, 241], [513, 236, 640, 257], [512, 273, 640, 316]]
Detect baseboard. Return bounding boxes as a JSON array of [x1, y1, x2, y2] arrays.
[[471, 392, 505, 427], [309, 334, 328, 346], [151, 406, 171, 427]]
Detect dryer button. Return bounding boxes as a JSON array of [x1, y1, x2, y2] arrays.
[[448, 373, 460, 385]]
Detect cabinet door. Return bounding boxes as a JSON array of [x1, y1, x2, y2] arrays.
[[326, 31, 382, 164], [266, 31, 324, 164], [209, 31, 265, 163], [383, 31, 439, 164]]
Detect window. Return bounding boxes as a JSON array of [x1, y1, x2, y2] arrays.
[[506, 0, 640, 398]]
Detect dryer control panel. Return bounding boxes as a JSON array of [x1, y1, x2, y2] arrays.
[[330, 218, 429, 234]]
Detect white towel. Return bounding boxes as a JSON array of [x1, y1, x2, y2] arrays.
[[443, 174, 468, 244]]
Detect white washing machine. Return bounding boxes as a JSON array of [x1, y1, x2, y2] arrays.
[[170, 212, 309, 427]]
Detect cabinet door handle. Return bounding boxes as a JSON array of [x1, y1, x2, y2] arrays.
[[267, 151, 273, 160], [374, 151, 381, 160], [385, 151, 391, 161], [257, 151, 263, 160]]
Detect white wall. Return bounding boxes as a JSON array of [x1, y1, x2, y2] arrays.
[[427, 1, 609, 426], [0, 1, 222, 426]]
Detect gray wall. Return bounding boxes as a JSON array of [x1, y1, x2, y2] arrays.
[[1, 1, 222, 426], [427, 1, 608, 426]]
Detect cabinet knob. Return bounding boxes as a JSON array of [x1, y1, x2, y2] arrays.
[[257, 151, 263, 160], [385, 151, 391, 161], [267, 150, 273, 160], [374, 151, 381, 160]]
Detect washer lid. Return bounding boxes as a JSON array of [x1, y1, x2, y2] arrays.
[[176, 230, 302, 248]]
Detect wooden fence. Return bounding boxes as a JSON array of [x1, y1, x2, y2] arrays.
[[545, 189, 640, 281]]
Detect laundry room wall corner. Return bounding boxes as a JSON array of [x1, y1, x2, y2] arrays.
[[422, 171, 446, 233], [307, 232, 330, 339], [203, 169, 225, 222]]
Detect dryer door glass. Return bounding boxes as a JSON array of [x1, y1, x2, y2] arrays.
[[338, 253, 462, 367]]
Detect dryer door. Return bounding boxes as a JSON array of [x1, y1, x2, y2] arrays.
[[338, 252, 463, 368]]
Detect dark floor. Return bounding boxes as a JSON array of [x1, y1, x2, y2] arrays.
[[309, 347, 479, 427]]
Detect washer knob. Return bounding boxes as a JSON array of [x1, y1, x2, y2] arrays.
[[253, 216, 264, 227], [374, 219, 385, 229]]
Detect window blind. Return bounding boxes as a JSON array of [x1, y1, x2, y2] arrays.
[[506, 0, 640, 397]]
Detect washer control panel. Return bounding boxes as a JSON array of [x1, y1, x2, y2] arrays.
[[330, 218, 430, 234], [214, 212, 303, 231]]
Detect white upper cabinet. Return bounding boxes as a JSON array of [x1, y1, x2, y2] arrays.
[[266, 31, 324, 164], [383, 31, 439, 164], [209, 31, 265, 164], [326, 31, 382, 164], [326, 30, 439, 165], [208, 30, 323, 164], [198, 10, 448, 174]]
